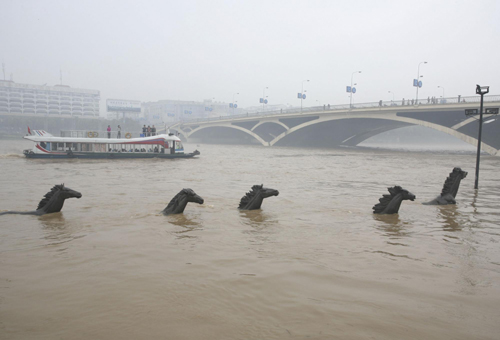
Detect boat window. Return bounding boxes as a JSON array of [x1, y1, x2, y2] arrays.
[[58, 143, 64, 151], [95, 144, 106, 152]]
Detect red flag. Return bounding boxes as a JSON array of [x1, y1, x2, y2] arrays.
[[27, 126, 31, 135]]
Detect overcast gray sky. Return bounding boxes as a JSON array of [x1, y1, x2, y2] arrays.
[[2, 0, 499, 109]]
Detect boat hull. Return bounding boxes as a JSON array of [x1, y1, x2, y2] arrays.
[[23, 151, 199, 159]]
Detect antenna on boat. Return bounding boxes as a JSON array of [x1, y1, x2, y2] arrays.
[[161, 120, 169, 135]]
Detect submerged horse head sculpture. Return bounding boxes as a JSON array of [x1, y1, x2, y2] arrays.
[[162, 188, 204, 215], [0, 184, 82, 216], [423, 167, 467, 205], [373, 186, 415, 214], [238, 184, 279, 210]]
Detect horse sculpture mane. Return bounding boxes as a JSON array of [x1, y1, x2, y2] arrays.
[[423, 167, 467, 205], [238, 184, 279, 210], [441, 167, 467, 197], [238, 185, 262, 209], [162, 188, 204, 215], [37, 184, 64, 210], [373, 186, 416, 214], [0, 184, 82, 216]]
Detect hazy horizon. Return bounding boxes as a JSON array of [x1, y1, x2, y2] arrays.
[[2, 0, 499, 110]]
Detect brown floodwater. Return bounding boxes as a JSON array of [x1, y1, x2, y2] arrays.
[[0, 139, 499, 339]]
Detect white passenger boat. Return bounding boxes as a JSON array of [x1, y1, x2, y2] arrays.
[[23, 129, 200, 159]]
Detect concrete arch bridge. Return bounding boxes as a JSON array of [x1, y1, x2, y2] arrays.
[[171, 99, 500, 156]]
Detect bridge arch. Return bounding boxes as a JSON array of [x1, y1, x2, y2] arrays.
[[251, 120, 289, 132], [187, 124, 269, 146], [269, 114, 498, 155]]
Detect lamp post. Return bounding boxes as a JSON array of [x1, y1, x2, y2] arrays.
[[300, 79, 309, 114], [349, 71, 361, 109], [232, 93, 239, 115], [473, 85, 489, 190], [437, 86, 445, 99], [415, 61, 427, 104], [388, 91, 395, 103], [262, 87, 268, 111], [207, 97, 215, 119]]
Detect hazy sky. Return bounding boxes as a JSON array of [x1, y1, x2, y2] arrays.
[[2, 0, 499, 109]]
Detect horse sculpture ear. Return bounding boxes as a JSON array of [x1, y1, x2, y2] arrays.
[[388, 186, 400, 195]]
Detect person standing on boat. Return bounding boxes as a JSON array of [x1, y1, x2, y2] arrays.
[[152, 125, 156, 136], [142, 125, 147, 137], [117, 125, 121, 139], [107, 125, 111, 138], [147, 125, 151, 137]]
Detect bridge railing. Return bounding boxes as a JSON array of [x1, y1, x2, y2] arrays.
[[178, 94, 500, 124]]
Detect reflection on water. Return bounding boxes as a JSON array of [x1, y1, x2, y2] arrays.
[[240, 210, 281, 256], [373, 213, 413, 239], [167, 213, 203, 239], [437, 205, 462, 232], [39, 213, 86, 249], [239, 209, 277, 229]]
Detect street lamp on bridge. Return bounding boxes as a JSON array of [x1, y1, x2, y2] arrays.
[[230, 92, 239, 115], [388, 91, 395, 103], [348, 71, 361, 109], [437, 86, 445, 99], [298, 79, 309, 114], [414, 61, 427, 105], [259, 87, 269, 112]]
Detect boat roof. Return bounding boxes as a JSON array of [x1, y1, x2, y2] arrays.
[[24, 133, 181, 144]]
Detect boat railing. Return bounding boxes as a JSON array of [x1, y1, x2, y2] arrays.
[[60, 130, 161, 139]]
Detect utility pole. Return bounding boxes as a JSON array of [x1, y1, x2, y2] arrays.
[[473, 85, 488, 189], [465, 85, 498, 189]]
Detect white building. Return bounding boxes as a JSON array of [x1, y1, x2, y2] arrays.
[[106, 99, 142, 120], [0, 80, 100, 117]]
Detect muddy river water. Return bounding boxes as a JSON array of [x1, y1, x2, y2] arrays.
[[1, 139, 499, 339]]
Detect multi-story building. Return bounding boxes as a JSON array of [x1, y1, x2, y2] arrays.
[[0, 80, 100, 117]]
